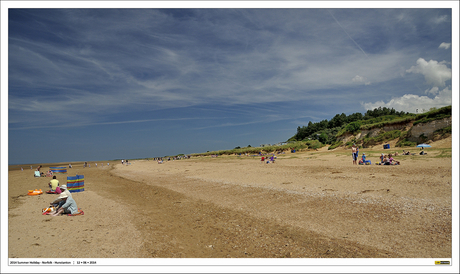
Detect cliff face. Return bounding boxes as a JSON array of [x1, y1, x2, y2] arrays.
[[408, 117, 452, 142], [337, 117, 451, 145]]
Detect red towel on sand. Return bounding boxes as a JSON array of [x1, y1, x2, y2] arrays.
[[67, 208, 84, 216]]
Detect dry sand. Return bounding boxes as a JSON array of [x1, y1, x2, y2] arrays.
[[7, 137, 453, 259]]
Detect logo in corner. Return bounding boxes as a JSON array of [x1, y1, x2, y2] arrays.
[[435, 261, 450, 265]]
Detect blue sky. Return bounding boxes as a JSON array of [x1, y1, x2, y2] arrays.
[[4, 3, 457, 165]]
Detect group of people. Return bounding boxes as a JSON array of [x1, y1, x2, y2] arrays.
[[261, 155, 276, 164], [45, 169, 53, 177], [84, 162, 109, 168], [46, 176, 78, 216], [352, 143, 401, 166], [377, 153, 400, 165]]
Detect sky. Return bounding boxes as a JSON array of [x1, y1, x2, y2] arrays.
[[3, 2, 458, 165]]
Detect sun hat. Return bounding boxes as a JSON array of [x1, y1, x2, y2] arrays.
[[58, 192, 68, 199], [60, 185, 67, 190]]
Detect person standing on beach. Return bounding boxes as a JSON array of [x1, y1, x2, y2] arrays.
[[352, 144, 358, 165]]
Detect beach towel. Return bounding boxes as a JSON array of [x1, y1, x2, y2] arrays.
[[67, 208, 84, 216], [34, 171, 40, 177]]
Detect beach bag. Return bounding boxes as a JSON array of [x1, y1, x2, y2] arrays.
[[55, 186, 62, 194]]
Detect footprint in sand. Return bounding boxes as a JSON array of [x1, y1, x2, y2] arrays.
[[359, 189, 390, 194]]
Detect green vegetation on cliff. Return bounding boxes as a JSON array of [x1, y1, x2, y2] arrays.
[[289, 105, 451, 149]]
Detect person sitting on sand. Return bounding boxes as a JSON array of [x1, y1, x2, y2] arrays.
[[389, 155, 400, 165], [50, 185, 72, 209], [49, 176, 59, 191], [49, 193, 78, 216], [361, 153, 371, 165], [383, 155, 391, 165]]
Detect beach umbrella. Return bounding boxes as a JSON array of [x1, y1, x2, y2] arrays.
[[416, 144, 432, 148]]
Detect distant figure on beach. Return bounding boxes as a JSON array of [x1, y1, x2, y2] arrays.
[[261, 156, 265, 163], [30, 165, 32, 170], [21, 167, 23, 171], [389, 154, 400, 165], [122, 159, 124, 165], [107, 163, 109, 166], [69, 163, 72, 168], [383, 156, 390, 165], [84, 162, 87, 168], [49, 176, 59, 191], [95, 163, 97, 167], [36, 165, 42, 171], [361, 153, 371, 165], [352, 144, 358, 165]]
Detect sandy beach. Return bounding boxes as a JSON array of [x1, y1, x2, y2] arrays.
[[8, 137, 453, 259]]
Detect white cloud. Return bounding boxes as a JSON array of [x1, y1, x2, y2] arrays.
[[438, 42, 451, 49], [352, 75, 371, 85], [361, 87, 451, 113], [406, 58, 452, 88], [425, 87, 439, 95]]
